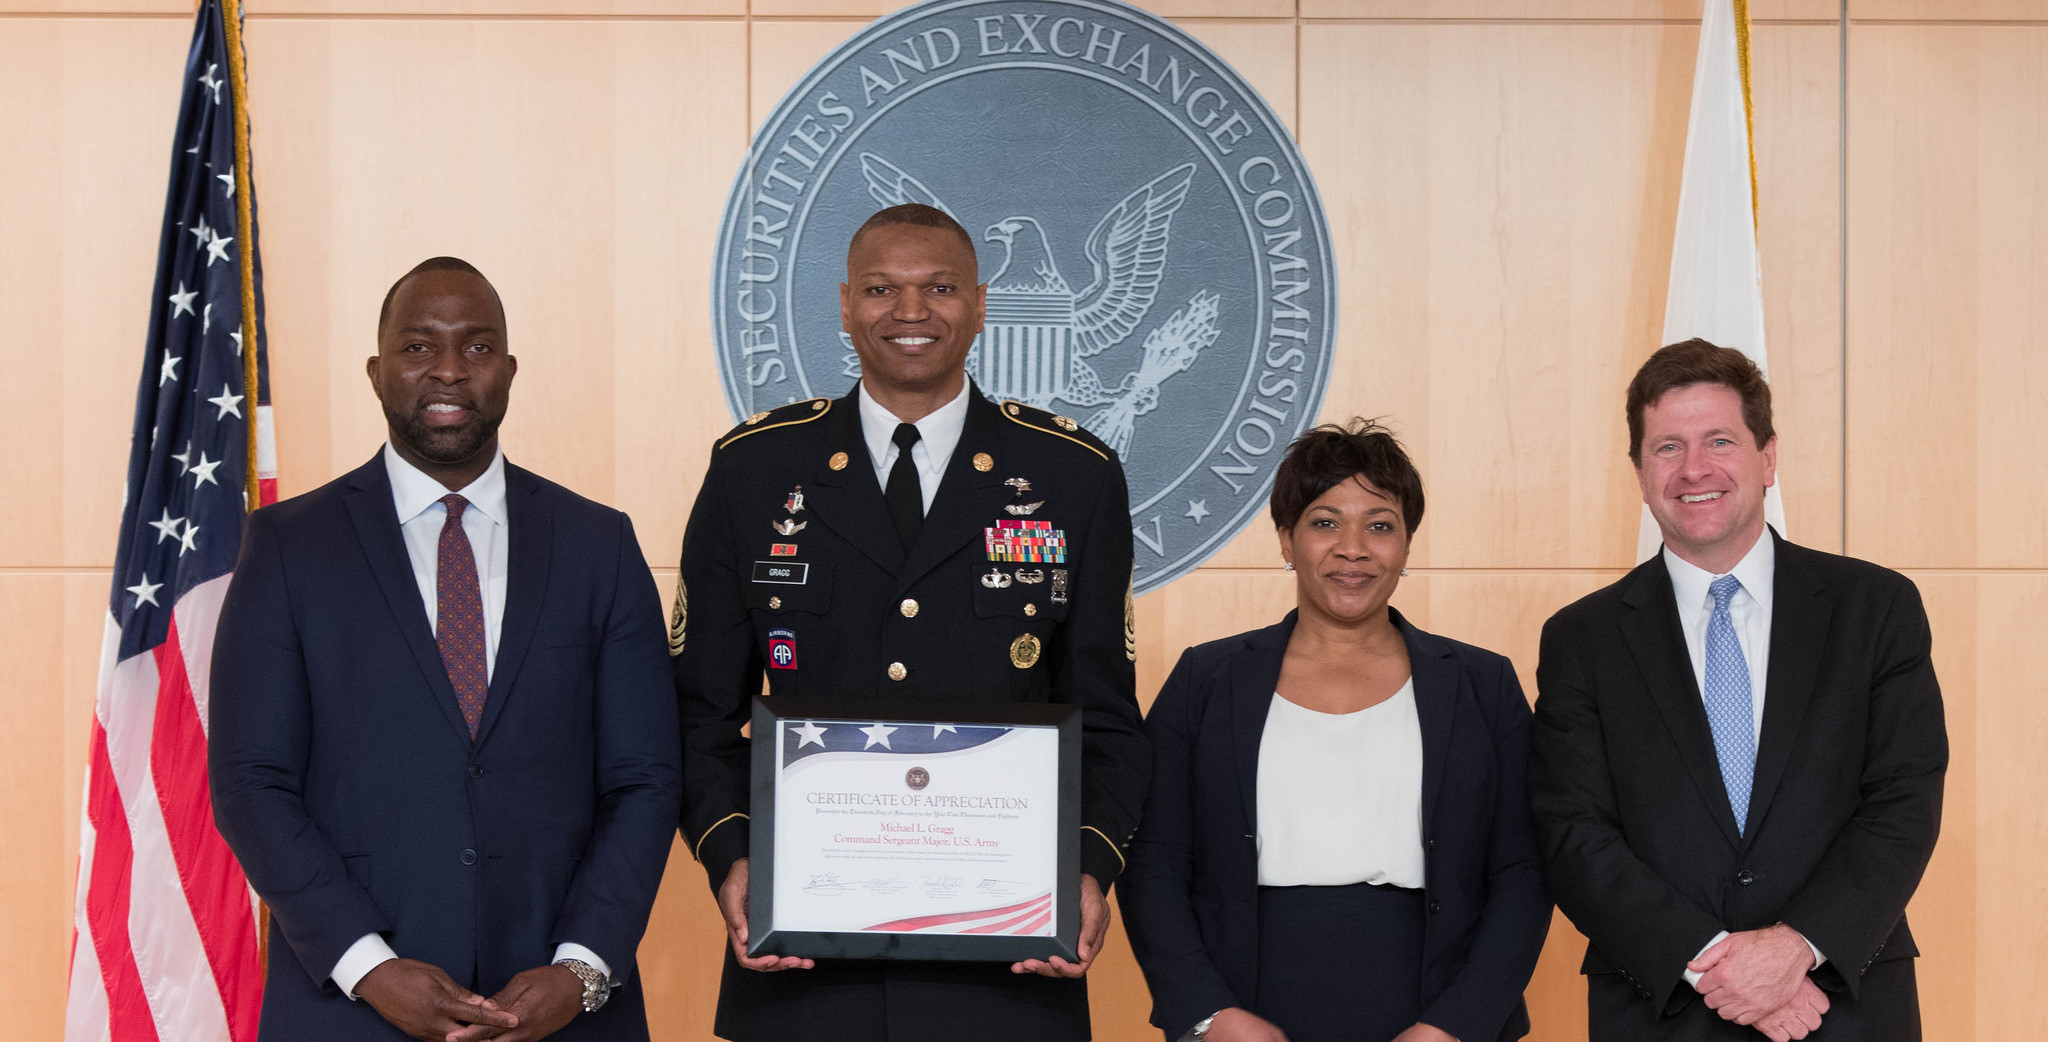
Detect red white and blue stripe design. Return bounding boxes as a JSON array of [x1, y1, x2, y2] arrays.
[[66, 1, 272, 1038]]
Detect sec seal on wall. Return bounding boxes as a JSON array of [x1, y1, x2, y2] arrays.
[[712, 0, 1336, 595]]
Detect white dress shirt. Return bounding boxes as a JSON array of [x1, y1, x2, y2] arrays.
[[1665, 530, 1825, 983], [330, 445, 608, 999], [1254, 680, 1425, 889], [857, 379, 970, 514]]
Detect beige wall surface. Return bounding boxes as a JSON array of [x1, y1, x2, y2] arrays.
[[5, 1, 2044, 1039]]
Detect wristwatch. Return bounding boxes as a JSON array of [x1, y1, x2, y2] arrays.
[[554, 958, 611, 1013]]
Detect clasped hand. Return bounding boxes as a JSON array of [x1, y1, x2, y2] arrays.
[[357, 956, 584, 1042], [1690, 925, 1830, 1041]]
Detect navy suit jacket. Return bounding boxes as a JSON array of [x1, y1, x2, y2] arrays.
[[209, 454, 681, 1041], [1118, 609, 1550, 1042]]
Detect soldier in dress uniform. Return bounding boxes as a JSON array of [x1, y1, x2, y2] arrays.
[[671, 204, 1149, 1042]]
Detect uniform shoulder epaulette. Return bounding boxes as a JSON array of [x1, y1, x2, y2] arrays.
[[717, 397, 832, 450], [998, 400, 1110, 461]]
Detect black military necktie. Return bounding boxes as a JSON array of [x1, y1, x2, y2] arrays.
[[885, 422, 924, 551]]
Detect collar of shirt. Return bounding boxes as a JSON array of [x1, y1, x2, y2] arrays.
[[382, 442, 509, 528], [1663, 527, 1776, 623], [856, 378, 970, 489]]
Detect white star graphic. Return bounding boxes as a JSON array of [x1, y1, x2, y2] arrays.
[[1185, 499, 1210, 524], [190, 451, 222, 488], [184, 140, 200, 156], [202, 301, 212, 335], [792, 720, 829, 748], [208, 384, 245, 419], [205, 230, 233, 266], [126, 574, 163, 608], [188, 215, 212, 249], [148, 508, 184, 544], [170, 442, 192, 474], [860, 721, 898, 750], [930, 723, 959, 739], [158, 351, 182, 386], [168, 282, 197, 318], [229, 330, 243, 356], [177, 520, 201, 557], [198, 63, 223, 103], [217, 172, 234, 198]]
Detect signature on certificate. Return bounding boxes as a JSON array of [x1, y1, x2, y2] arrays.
[[976, 878, 1022, 897]]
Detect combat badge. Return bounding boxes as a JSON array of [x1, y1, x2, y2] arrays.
[[1051, 569, 1069, 605], [773, 519, 806, 536], [667, 578, 688, 656], [981, 568, 1014, 589], [1009, 633, 1041, 669]]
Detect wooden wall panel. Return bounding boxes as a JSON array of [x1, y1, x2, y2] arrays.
[[1969, 574, 2048, 1037], [1851, 0, 2048, 20], [1847, 23, 2048, 569], [0, 575, 72, 1042], [0, 19, 190, 570], [1301, 0, 1840, 20]]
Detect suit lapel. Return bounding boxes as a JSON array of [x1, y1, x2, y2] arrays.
[[806, 392, 905, 575], [1618, 559, 1744, 848], [1745, 533, 1829, 839], [898, 391, 1007, 594], [1230, 615, 1294, 833], [475, 465, 551, 746], [1398, 609, 1460, 832], [343, 454, 474, 747]]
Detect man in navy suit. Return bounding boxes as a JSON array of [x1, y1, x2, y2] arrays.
[[1531, 339, 1946, 1041], [210, 258, 680, 1042]]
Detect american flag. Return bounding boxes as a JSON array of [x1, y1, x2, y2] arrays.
[[66, 0, 273, 1038]]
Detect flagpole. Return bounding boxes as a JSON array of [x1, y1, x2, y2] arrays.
[[1732, 0, 1759, 235], [219, 0, 261, 512]]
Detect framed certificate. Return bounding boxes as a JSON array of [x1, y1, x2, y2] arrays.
[[746, 696, 1081, 963]]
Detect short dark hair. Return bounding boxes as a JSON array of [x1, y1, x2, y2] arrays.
[[847, 204, 977, 268], [1270, 418, 1425, 536], [378, 256, 496, 336], [1625, 338, 1774, 463]]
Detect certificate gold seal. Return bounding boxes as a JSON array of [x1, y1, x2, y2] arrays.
[[1009, 633, 1041, 669]]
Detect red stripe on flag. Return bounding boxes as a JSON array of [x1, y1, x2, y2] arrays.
[[864, 893, 1051, 932], [152, 619, 263, 1042], [84, 718, 165, 1042], [257, 478, 276, 507]]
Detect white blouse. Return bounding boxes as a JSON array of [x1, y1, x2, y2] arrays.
[[1254, 678, 1425, 888]]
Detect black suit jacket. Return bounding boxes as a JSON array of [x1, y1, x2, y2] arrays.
[[672, 386, 1148, 1042], [1529, 532, 1947, 1041], [1118, 609, 1549, 1042], [209, 455, 681, 1041]]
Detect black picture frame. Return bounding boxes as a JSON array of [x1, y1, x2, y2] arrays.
[[747, 696, 1082, 963]]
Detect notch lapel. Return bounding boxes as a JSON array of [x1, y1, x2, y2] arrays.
[[1744, 533, 1829, 840], [1399, 610, 1460, 831], [343, 456, 474, 748], [1617, 560, 1744, 848], [806, 393, 905, 575], [898, 392, 1007, 595], [1230, 615, 1294, 834], [475, 465, 551, 747]]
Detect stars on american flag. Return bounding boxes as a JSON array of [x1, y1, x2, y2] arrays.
[[205, 231, 233, 266], [198, 62, 223, 103], [190, 451, 222, 488], [207, 384, 244, 420], [159, 351, 182, 386], [793, 720, 829, 748], [168, 282, 197, 318], [860, 721, 899, 750], [126, 574, 163, 608], [148, 508, 184, 544]]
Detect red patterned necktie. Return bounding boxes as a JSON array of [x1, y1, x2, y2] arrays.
[[435, 493, 488, 738]]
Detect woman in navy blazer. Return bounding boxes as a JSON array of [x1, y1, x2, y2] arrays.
[[1119, 421, 1549, 1042]]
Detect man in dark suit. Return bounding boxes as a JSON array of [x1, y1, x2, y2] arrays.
[[209, 258, 680, 1042], [1530, 339, 1947, 1041], [672, 204, 1149, 1041]]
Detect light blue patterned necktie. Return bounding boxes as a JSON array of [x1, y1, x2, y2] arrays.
[[1704, 574, 1755, 834]]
